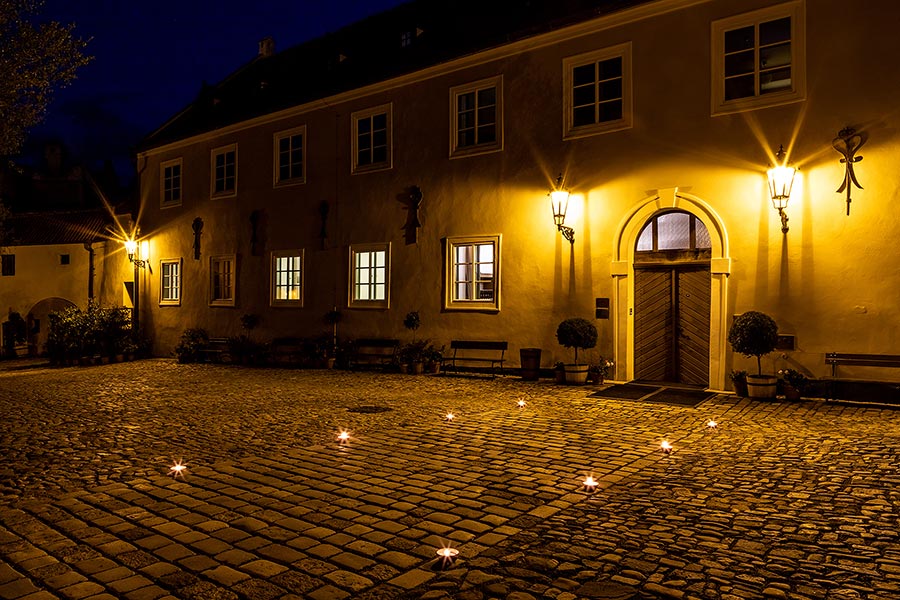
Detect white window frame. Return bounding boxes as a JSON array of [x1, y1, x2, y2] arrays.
[[444, 235, 500, 312], [273, 125, 307, 187], [711, 1, 805, 116], [271, 249, 304, 306], [449, 75, 503, 158], [159, 258, 182, 306], [563, 42, 632, 140], [209, 254, 236, 307], [210, 144, 237, 198], [348, 242, 390, 309], [160, 158, 183, 208], [351, 104, 392, 174]]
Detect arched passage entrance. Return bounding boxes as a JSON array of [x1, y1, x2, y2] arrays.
[[610, 189, 731, 390], [27, 297, 76, 357]]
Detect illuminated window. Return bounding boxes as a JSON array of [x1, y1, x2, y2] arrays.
[[211, 144, 237, 197], [712, 1, 805, 115], [271, 250, 304, 306], [209, 255, 235, 306], [444, 235, 500, 311], [450, 75, 503, 157], [352, 105, 391, 173], [160, 259, 182, 305], [160, 158, 182, 207], [274, 126, 306, 185], [349, 243, 390, 308], [636, 211, 711, 253], [563, 43, 632, 139]]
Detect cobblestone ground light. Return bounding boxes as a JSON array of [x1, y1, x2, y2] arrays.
[[0, 360, 899, 600]]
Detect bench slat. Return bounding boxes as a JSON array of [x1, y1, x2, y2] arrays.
[[450, 341, 508, 351]]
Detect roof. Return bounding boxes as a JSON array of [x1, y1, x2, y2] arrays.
[[4, 209, 118, 247], [140, 0, 651, 150]]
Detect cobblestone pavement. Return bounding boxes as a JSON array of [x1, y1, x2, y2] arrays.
[[1, 360, 899, 600]]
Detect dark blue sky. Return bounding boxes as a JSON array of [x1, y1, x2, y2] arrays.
[[29, 0, 408, 179]]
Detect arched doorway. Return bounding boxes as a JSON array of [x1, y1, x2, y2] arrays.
[[633, 210, 711, 385], [27, 297, 76, 357], [611, 189, 731, 390]]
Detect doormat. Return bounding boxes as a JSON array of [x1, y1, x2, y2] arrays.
[[589, 383, 661, 399], [590, 385, 716, 407]]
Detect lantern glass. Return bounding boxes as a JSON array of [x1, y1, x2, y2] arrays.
[[550, 189, 569, 226], [124, 239, 138, 258]]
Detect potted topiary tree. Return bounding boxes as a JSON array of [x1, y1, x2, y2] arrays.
[[556, 317, 598, 385], [727, 311, 778, 399]]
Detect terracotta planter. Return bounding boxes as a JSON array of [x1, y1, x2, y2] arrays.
[[554, 370, 565, 384], [783, 384, 802, 400], [732, 380, 749, 397], [563, 364, 589, 385], [747, 374, 777, 399]]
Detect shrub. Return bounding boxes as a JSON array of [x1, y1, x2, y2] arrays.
[[556, 317, 598, 365], [46, 305, 134, 363], [727, 311, 778, 375], [175, 328, 209, 363]]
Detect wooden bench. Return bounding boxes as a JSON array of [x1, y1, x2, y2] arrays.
[[350, 338, 400, 370], [198, 337, 230, 363], [443, 340, 507, 377], [270, 337, 312, 366], [824, 352, 900, 400]]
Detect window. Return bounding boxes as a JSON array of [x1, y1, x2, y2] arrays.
[[274, 126, 306, 186], [444, 235, 500, 311], [563, 42, 632, 139], [211, 144, 237, 197], [160, 259, 182, 306], [711, 1, 805, 115], [636, 211, 712, 255], [59, 254, 70, 266], [160, 158, 182, 206], [352, 105, 392, 173], [401, 31, 412, 47], [1, 254, 14, 276], [271, 250, 304, 306], [209, 255, 236, 306], [349, 243, 390, 308], [450, 75, 503, 157]]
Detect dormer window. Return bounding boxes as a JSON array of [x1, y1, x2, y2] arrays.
[[401, 31, 413, 47]]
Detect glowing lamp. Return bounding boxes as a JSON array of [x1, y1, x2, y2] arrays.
[[169, 459, 187, 478], [445, 412, 455, 422], [660, 440, 672, 454], [767, 145, 796, 234], [517, 399, 526, 408], [583, 475, 598, 491], [123, 238, 148, 268], [337, 430, 350, 443], [436, 546, 459, 565], [549, 174, 575, 244], [706, 419, 718, 429]]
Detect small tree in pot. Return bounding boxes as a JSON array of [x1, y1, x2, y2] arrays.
[[556, 317, 598, 385], [727, 311, 778, 399]]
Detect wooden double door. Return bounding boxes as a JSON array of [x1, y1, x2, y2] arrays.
[[634, 265, 711, 386]]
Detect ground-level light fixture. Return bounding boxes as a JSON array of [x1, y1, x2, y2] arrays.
[[767, 145, 795, 234], [337, 430, 351, 444], [549, 174, 574, 244], [583, 474, 598, 491], [517, 399, 526, 408], [436, 545, 459, 566], [706, 419, 718, 430], [660, 439, 673, 454], [445, 411, 455, 422], [169, 459, 187, 478]]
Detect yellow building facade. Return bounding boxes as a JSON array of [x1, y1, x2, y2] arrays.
[[135, 0, 900, 390]]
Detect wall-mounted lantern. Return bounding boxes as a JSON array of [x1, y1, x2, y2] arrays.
[[549, 174, 574, 244], [767, 145, 795, 234], [124, 239, 148, 268]]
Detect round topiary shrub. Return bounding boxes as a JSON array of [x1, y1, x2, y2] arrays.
[[556, 317, 598, 365], [727, 311, 778, 374]]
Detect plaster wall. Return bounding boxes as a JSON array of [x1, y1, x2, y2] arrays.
[[136, 0, 900, 385]]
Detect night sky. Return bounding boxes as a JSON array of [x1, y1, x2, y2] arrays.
[[27, 0, 408, 182]]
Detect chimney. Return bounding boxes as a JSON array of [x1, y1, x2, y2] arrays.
[[258, 37, 275, 58]]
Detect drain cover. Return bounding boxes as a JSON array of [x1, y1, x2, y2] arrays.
[[347, 405, 392, 414]]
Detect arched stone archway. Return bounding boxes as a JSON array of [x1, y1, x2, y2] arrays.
[[26, 297, 77, 357], [609, 188, 731, 390]]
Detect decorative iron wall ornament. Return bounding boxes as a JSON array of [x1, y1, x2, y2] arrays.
[[832, 127, 865, 215], [399, 185, 423, 245], [191, 217, 203, 259]]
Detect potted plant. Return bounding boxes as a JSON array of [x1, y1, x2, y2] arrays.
[[425, 344, 444, 374], [554, 361, 566, 384], [727, 311, 778, 399], [588, 358, 614, 384], [556, 317, 598, 385], [729, 369, 749, 397], [778, 368, 809, 400]]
